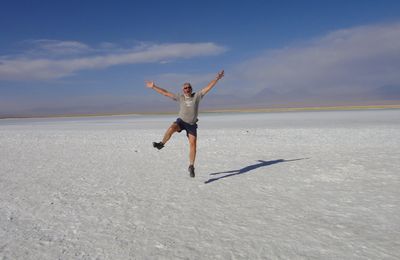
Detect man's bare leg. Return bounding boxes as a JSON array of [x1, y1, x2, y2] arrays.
[[162, 123, 180, 144], [188, 134, 197, 177], [153, 123, 180, 150]]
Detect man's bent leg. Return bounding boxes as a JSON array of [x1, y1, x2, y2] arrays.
[[162, 123, 180, 144]]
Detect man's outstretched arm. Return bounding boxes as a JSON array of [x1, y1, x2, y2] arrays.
[[145, 81, 176, 100], [201, 70, 224, 96]]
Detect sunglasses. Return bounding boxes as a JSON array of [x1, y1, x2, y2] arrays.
[[183, 86, 192, 90]]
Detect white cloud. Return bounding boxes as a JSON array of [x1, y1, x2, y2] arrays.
[[31, 39, 91, 54], [0, 41, 227, 80], [16, 39, 93, 58], [234, 22, 400, 100], [152, 72, 216, 88]]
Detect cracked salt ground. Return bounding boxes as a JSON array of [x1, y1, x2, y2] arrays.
[[0, 109, 399, 259]]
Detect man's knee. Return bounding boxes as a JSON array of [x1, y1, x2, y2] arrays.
[[170, 123, 180, 132], [188, 135, 197, 146]]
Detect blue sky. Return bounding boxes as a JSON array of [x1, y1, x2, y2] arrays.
[[1, 0, 400, 116]]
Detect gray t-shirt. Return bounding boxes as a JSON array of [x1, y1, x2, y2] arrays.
[[173, 92, 204, 125]]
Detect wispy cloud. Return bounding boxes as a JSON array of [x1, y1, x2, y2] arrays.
[[25, 39, 92, 55], [233, 21, 400, 101], [0, 41, 227, 80], [152, 72, 217, 88]]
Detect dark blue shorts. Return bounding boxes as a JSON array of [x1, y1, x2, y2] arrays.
[[175, 118, 197, 137]]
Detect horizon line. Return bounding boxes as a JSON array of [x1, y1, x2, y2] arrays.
[[1, 104, 400, 120]]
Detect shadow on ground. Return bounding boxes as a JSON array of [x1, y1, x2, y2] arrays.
[[205, 158, 309, 184]]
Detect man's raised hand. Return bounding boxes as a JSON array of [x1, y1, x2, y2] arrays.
[[145, 81, 155, 89]]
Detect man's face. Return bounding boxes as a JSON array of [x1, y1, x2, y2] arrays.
[[182, 84, 192, 95]]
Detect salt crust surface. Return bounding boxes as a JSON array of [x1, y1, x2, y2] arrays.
[[0, 110, 399, 259]]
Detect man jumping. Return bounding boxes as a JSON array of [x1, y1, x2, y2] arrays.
[[145, 70, 224, 178]]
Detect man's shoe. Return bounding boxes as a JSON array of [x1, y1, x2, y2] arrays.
[[152, 142, 164, 150], [188, 165, 195, 178]]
